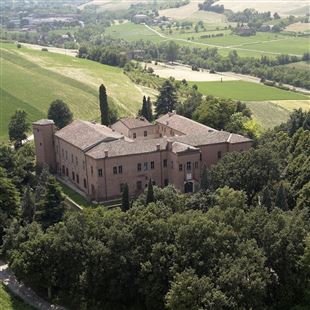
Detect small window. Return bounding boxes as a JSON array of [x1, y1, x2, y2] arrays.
[[71, 154, 74, 163], [91, 166, 93, 175], [76, 157, 78, 166], [66, 168, 69, 177], [218, 151, 222, 159], [83, 160, 85, 170], [65, 151, 68, 160], [144, 162, 148, 171], [133, 133, 137, 139], [113, 167, 117, 174], [187, 162, 191, 171], [171, 161, 174, 169], [144, 131, 147, 137], [137, 181, 142, 190], [151, 161, 155, 169], [118, 166, 123, 174], [152, 181, 156, 186], [179, 164, 183, 171], [62, 165, 65, 174], [200, 153, 202, 161], [76, 174, 79, 184], [72, 171, 75, 181], [98, 169, 103, 177], [137, 163, 142, 171], [83, 178, 87, 188], [62, 149, 64, 158], [163, 159, 167, 167], [164, 179, 169, 186], [195, 162, 198, 169]]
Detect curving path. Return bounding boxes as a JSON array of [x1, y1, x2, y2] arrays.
[[0, 261, 65, 310]]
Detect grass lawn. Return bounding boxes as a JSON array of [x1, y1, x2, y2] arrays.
[[0, 42, 149, 141], [190, 80, 309, 101], [0, 283, 34, 310]]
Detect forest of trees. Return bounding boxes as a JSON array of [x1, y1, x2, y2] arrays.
[[0, 107, 309, 309]]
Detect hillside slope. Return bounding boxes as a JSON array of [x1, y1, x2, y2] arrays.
[[0, 43, 147, 141]]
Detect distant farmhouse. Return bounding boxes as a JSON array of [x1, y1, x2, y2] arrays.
[[33, 112, 252, 202]]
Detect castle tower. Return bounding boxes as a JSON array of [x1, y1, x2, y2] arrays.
[[32, 119, 56, 172]]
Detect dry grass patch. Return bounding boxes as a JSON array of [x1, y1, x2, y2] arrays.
[[271, 100, 310, 111], [285, 22, 310, 32]]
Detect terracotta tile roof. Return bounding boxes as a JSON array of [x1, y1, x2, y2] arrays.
[[55, 120, 122, 151], [117, 117, 152, 129], [156, 113, 216, 135], [33, 119, 54, 125], [171, 141, 199, 154]]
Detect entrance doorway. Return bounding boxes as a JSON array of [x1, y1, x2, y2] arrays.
[[184, 182, 193, 193]]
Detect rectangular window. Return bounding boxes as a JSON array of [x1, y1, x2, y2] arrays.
[[76, 157, 78, 166], [83, 178, 87, 188], [151, 161, 155, 169], [195, 162, 198, 169], [144, 131, 147, 137], [62, 165, 65, 174], [66, 167, 69, 177], [179, 164, 183, 171], [71, 154, 74, 163], [171, 161, 174, 169], [113, 167, 117, 174], [118, 166, 123, 174], [144, 162, 148, 171], [77, 174, 79, 184], [137, 163, 141, 171], [137, 181, 142, 190], [133, 133, 137, 139], [56, 145, 59, 154], [62, 148, 64, 158], [91, 166, 93, 175], [65, 151, 68, 160], [164, 179, 169, 186], [218, 151, 222, 159], [187, 162, 191, 171], [152, 181, 156, 186], [72, 171, 75, 181], [83, 160, 85, 170], [163, 159, 167, 167], [98, 169, 103, 177]]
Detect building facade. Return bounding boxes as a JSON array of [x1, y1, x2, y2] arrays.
[[33, 112, 252, 202]]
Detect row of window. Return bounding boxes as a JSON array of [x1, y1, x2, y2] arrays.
[[59, 148, 86, 169], [62, 165, 87, 189], [132, 131, 148, 139]]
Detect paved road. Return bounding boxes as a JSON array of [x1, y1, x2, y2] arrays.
[[0, 261, 65, 310]]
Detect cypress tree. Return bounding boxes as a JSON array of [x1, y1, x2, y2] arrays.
[[21, 185, 35, 224], [200, 165, 210, 191], [275, 183, 288, 211], [155, 80, 177, 117], [146, 96, 153, 121], [146, 178, 155, 204], [99, 84, 110, 126], [141, 96, 148, 120], [121, 183, 130, 212], [261, 186, 272, 211]]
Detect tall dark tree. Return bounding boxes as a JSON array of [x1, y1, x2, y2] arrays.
[[141, 96, 148, 120], [21, 185, 35, 224], [146, 178, 154, 204], [35, 176, 65, 229], [302, 111, 310, 131], [200, 165, 210, 191], [261, 186, 272, 211], [146, 97, 153, 122], [8, 110, 30, 148], [48, 100, 73, 129], [121, 183, 130, 212], [275, 183, 288, 211], [166, 41, 178, 63], [155, 80, 178, 117], [99, 84, 110, 126]]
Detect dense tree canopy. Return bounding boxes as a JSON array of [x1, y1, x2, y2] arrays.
[[48, 99, 73, 129]]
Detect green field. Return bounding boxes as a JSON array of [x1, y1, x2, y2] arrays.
[[0, 283, 34, 310], [0, 43, 148, 141], [191, 81, 309, 101]]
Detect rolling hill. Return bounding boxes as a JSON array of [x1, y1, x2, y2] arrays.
[[0, 43, 150, 141]]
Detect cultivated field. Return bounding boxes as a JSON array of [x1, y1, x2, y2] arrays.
[[217, 0, 308, 16], [190, 80, 309, 101], [78, 0, 140, 11], [0, 283, 34, 310], [0, 43, 149, 140], [285, 22, 310, 33]]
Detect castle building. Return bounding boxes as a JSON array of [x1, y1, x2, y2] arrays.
[[33, 112, 252, 202]]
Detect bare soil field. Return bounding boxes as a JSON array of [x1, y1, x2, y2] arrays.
[[285, 22, 310, 32], [217, 0, 308, 16], [146, 62, 238, 81], [159, 1, 204, 20], [78, 0, 141, 11]]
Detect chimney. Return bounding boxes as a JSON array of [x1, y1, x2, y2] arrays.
[[156, 143, 160, 151], [104, 150, 109, 157]]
